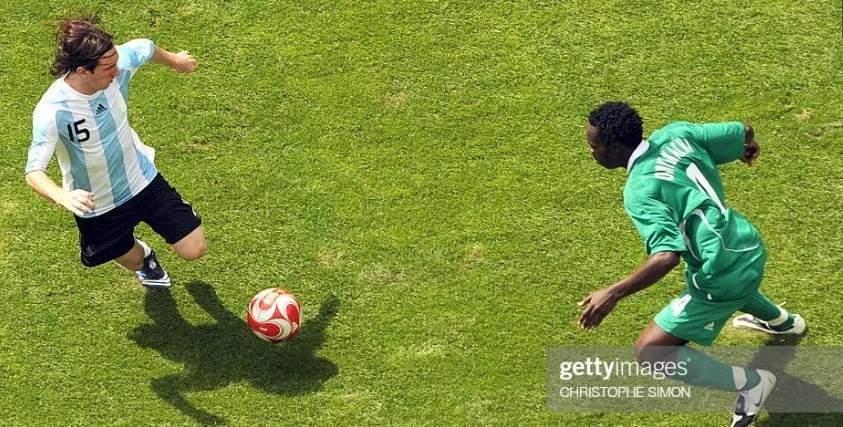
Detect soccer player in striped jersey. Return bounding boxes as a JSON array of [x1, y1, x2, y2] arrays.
[[577, 101, 806, 426], [25, 18, 207, 289]]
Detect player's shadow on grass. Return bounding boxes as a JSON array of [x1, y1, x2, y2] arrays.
[[129, 281, 339, 425], [751, 334, 843, 426]]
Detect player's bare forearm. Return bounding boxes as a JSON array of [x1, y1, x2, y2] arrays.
[[25, 170, 95, 215], [578, 251, 680, 330], [150, 46, 197, 73], [609, 251, 681, 299], [26, 170, 65, 205]]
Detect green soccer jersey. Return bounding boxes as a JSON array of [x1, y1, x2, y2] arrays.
[[623, 121, 765, 299]]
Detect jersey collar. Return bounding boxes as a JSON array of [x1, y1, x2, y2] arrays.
[[626, 139, 650, 173], [59, 73, 106, 99]]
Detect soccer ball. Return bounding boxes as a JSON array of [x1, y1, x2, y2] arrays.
[[246, 288, 301, 343]]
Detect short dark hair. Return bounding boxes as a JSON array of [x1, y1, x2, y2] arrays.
[[588, 101, 643, 148], [50, 17, 114, 77]]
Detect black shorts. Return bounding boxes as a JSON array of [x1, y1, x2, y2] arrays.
[[74, 173, 202, 267]]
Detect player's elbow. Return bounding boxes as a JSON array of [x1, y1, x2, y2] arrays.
[[743, 123, 754, 144], [653, 251, 681, 270], [25, 171, 42, 189]]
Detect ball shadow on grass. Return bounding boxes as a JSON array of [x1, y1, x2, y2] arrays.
[[129, 281, 339, 425]]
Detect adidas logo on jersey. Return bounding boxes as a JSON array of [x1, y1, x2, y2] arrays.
[[704, 322, 715, 331], [95, 103, 108, 115]]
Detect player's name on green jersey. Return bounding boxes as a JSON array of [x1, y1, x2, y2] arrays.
[[654, 137, 694, 182]]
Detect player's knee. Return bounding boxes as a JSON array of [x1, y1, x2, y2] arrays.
[[634, 342, 648, 364], [196, 241, 208, 260], [178, 239, 207, 261], [634, 336, 661, 363], [635, 342, 678, 365]]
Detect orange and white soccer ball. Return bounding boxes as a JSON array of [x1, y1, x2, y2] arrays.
[[246, 288, 301, 343]]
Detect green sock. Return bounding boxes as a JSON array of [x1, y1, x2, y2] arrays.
[[743, 291, 794, 330], [669, 347, 761, 391]]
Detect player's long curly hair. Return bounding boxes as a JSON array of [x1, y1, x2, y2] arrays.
[[50, 17, 114, 76], [588, 101, 643, 148]]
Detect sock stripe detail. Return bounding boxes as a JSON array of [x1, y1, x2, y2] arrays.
[[135, 237, 152, 258], [732, 366, 747, 390], [768, 308, 789, 326]]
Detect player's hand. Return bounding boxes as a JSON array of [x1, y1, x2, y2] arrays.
[[740, 139, 760, 165], [577, 287, 620, 330], [171, 51, 197, 73], [60, 189, 95, 216]]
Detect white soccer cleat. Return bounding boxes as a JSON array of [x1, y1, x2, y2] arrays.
[[730, 369, 776, 427], [732, 313, 806, 335]]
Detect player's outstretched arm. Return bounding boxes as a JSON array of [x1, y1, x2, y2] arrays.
[[25, 170, 95, 216], [577, 251, 680, 330], [739, 123, 760, 165], [150, 46, 197, 73]]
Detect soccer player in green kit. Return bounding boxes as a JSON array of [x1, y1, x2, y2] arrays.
[[577, 101, 806, 426]]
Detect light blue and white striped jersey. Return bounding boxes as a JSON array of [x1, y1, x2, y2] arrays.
[[27, 39, 159, 218]]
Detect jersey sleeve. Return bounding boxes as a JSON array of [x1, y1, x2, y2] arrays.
[[26, 108, 58, 173], [683, 122, 746, 165], [624, 194, 687, 255], [117, 39, 156, 70]]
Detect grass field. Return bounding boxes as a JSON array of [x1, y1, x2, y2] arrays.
[[1, 1, 842, 425]]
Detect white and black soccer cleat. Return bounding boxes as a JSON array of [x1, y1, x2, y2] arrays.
[[732, 313, 806, 335], [730, 369, 776, 427], [135, 250, 171, 290]]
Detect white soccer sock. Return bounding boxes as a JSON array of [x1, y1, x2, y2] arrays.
[[732, 366, 747, 390], [767, 307, 790, 326], [136, 238, 152, 258]]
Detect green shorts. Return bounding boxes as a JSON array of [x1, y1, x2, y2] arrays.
[[655, 234, 768, 346], [654, 288, 776, 346]]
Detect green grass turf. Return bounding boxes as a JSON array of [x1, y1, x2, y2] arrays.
[[1, 0, 842, 425]]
